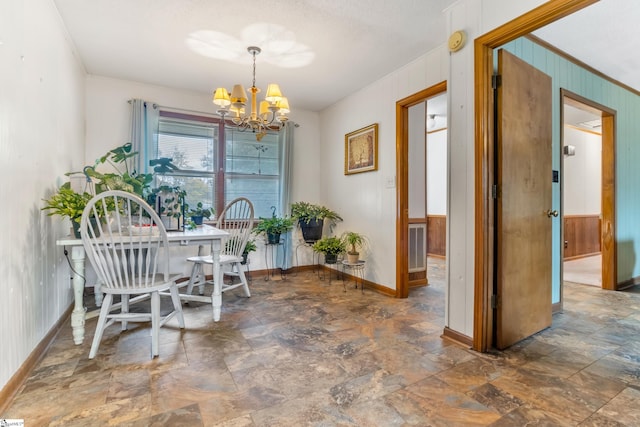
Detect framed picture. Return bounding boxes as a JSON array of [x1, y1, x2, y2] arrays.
[[345, 123, 378, 175]]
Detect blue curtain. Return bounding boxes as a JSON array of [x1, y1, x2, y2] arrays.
[[129, 99, 159, 176], [278, 121, 295, 269]]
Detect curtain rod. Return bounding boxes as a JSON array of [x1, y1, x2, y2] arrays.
[[127, 99, 300, 127]]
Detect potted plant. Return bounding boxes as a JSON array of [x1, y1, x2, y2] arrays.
[[187, 202, 214, 225], [42, 185, 93, 237], [148, 185, 186, 230], [312, 236, 346, 264], [291, 201, 343, 243], [252, 215, 295, 244], [241, 239, 257, 265], [81, 143, 155, 198], [224, 236, 257, 265], [341, 231, 367, 263]]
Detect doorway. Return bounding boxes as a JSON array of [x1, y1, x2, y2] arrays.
[[396, 81, 447, 298], [472, 0, 603, 352], [560, 92, 617, 302], [561, 98, 603, 288]]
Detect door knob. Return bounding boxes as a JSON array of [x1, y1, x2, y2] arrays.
[[546, 209, 558, 218]]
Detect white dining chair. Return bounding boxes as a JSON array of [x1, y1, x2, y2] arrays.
[[185, 197, 255, 298], [80, 190, 185, 359]]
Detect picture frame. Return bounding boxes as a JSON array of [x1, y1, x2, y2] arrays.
[[344, 123, 378, 175]]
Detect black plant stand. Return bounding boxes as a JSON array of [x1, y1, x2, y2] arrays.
[[319, 254, 342, 285], [264, 240, 286, 281], [341, 260, 366, 293]]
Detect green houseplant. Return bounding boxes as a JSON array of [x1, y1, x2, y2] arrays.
[[41, 184, 106, 238], [241, 239, 257, 265], [252, 216, 295, 244], [148, 185, 186, 230], [42, 185, 93, 237], [341, 231, 367, 263], [81, 143, 155, 198], [312, 236, 346, 264], [43, 143, 183, 237], [290, 201, 342, 243], [187, 202, 214, 225], [224, 236, 256, 264]]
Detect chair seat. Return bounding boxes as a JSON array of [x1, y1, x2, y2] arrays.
[[187, 254, 243, 265], [101, 274, 184, 295]]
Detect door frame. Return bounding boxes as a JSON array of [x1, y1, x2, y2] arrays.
[[473, 0, 598, 352], [396, 81, 447, 298], [560, 90, 617, 297]]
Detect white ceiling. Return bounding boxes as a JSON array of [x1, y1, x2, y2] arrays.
[[533, 0, 640, 94], [52, 0, 639, 113], [53, 0, 458, 112]]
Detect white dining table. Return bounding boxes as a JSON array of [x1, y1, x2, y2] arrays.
[[56, 224, 229, 345]]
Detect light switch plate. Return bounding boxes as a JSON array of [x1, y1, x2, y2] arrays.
[[385, 175, 396, 188]]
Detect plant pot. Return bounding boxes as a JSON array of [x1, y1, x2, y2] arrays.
[[72, 218, 100, 239], [161, 216, 178, 230], [299, 219, 324, 243], [241, 252, 249, 265], [325, 253, 338, 264], [347, 252, 360, 263], [191, 215, 204, 225], [267, 232, 281, 245]]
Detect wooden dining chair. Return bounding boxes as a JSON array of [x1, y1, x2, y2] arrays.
[[185, 197, 255, 298], [80, 190, 185, 359]]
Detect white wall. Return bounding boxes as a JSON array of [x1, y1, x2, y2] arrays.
[[0, 0, 86, 390], [444, 0, 548, 336], [85, 75, 322, 271], [408, 103, 426, 218], [320, 46, 449, 289], [563, 127, 601, 215], [427, 129, 447, 215]]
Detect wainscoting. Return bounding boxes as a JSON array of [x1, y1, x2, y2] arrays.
[[427, 215, 446, 257], [408, 216, 446, 286], [564, 214, 601, 259]]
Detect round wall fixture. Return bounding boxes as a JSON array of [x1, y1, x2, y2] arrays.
[[448, 30, 466, 52]]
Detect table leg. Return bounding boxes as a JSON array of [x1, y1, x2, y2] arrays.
[[211, 245, 222, 321], [70, 246, 87, 344], [94, 280, 103, 307]]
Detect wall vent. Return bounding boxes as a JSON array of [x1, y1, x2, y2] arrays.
[[408, 223, 427, 273]]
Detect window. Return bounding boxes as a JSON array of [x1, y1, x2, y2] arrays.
[[151, 110, 286, 218]]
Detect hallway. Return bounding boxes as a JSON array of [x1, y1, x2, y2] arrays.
[[3, 259, 640, 426]]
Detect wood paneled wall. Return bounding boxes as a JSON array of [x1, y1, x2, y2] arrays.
[[427, 215, 446, 257], [564, 215, 601, 259]]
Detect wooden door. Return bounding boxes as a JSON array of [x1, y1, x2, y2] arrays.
[[495, 50, 553, 349]]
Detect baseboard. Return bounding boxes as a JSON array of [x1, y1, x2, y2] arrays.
[[441, 326, 473, 347], [618, 276, 640, 290], [0, 303, 74, 414], [409, 279, 428, 288], [314, 264, 396, 297], [563, 251, 600, 261]]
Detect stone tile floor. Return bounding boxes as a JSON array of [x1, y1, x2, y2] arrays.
[[3, 258, 640, 426]]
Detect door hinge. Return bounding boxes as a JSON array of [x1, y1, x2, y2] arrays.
[[491, 294, 499, 309], [492, 74, 501, 89], [491, 184, 498, 199]]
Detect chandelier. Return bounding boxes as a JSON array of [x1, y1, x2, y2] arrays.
[[212, 46, 290, 140]]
